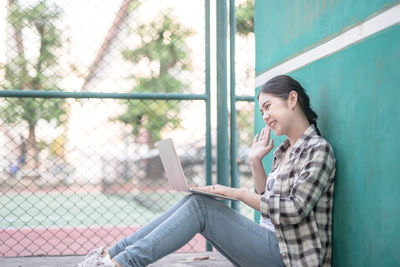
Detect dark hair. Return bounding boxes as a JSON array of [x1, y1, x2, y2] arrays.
[[258, 75, 321, 136]]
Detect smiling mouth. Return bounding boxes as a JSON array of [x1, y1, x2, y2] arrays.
[[269, 120, 277, 129]]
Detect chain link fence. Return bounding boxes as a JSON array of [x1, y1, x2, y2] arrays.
[[0, 97, 208, 256], [0, 0, 255, 257], [234, 0, 255, 217]]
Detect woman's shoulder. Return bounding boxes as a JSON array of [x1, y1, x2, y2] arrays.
[[304, 134, 335, 158], [308, 134, 331, 146]]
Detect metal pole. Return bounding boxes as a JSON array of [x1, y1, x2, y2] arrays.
[[205, 0, 212, 190], [235, 95, 254, 102], [216, 0, 229, 198], [0, 90, 208, 100], [229, 0, 239, 211], [205, 0, 213, 252]]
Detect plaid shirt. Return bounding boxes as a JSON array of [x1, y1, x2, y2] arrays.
[[260, 125, 336, 267]]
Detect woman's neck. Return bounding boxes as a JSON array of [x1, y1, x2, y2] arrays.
[[286, 116, 310, 147]]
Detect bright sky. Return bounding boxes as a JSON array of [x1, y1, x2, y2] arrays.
[[0, 1, 6, 64], [0, 0, 205, 77], [0, 0, 253, 92]]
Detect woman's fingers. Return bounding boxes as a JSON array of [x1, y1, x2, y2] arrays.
[[261, 126, 270, 142], [194, 185, 213, 192], [255, 126, 272, 145], [253, 133, 259, 144], [194, 184, 226, 195], [265, 126, 271, 143], [267, 138, 274, 150], [259, 127, 265, 141]]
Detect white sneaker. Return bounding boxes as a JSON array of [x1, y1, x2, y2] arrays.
[[85, 246, 105, 259], [75, 254, 115, 267]]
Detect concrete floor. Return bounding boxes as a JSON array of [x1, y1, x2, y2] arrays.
[[0, 252, 233, 267]]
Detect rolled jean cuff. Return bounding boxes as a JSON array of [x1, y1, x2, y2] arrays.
[[107, 246, 119, 259], [111, 253, 130, 267]]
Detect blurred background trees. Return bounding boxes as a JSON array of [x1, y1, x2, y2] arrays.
[[2, 0, 66, 174], [116, 10, 193, 148], [236, 0, 254, 37]]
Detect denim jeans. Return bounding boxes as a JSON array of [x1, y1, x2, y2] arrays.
[[108, 194, 285, 267]]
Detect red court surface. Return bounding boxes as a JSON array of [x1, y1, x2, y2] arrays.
[[0, 226, 206, 257]]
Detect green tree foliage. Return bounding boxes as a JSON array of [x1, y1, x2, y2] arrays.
[[2, 0, 66, 170], [117, 10, 193, 147], [236, 0, 254, 36]]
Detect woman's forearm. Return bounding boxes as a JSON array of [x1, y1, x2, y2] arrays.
[[237, 188, 262, 211], [250, 159, 268, 194]]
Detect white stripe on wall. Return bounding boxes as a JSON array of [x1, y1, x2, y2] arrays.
[[255, 3, 400, 88]]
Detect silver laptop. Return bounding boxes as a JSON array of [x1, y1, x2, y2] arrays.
[[155, 138, 237, 201]]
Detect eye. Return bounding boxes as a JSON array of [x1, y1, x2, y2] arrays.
[[265, 104, 271, 111]]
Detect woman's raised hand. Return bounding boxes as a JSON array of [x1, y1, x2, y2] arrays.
[[249, 126, 274, 162]]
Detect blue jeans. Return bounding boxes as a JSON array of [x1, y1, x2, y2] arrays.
[[108, 194, 284, 267]]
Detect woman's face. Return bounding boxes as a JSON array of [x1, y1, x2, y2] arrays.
[[258, 92, 293, 136]]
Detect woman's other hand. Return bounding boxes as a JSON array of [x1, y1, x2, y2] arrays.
[[193, 184, 242, 199], [249, 126, 274, 163]]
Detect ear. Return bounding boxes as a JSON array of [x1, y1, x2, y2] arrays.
[[288, 91, 298, 110]]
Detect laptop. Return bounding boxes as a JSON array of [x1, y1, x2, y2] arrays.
[[155, 138, 238, 201]]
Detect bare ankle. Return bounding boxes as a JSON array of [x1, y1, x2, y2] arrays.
[[101, 248, 108, 256], [112, 259, 121, 267]]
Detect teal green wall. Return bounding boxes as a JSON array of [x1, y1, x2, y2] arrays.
[[255, 0, 399, 74], [254, 1, 400, 266]]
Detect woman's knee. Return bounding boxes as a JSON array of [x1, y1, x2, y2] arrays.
[[187, 193, 214, 204], [186, 194, 225, 212]]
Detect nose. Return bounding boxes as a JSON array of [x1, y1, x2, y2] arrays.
[[263, 111, 270, 122]]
